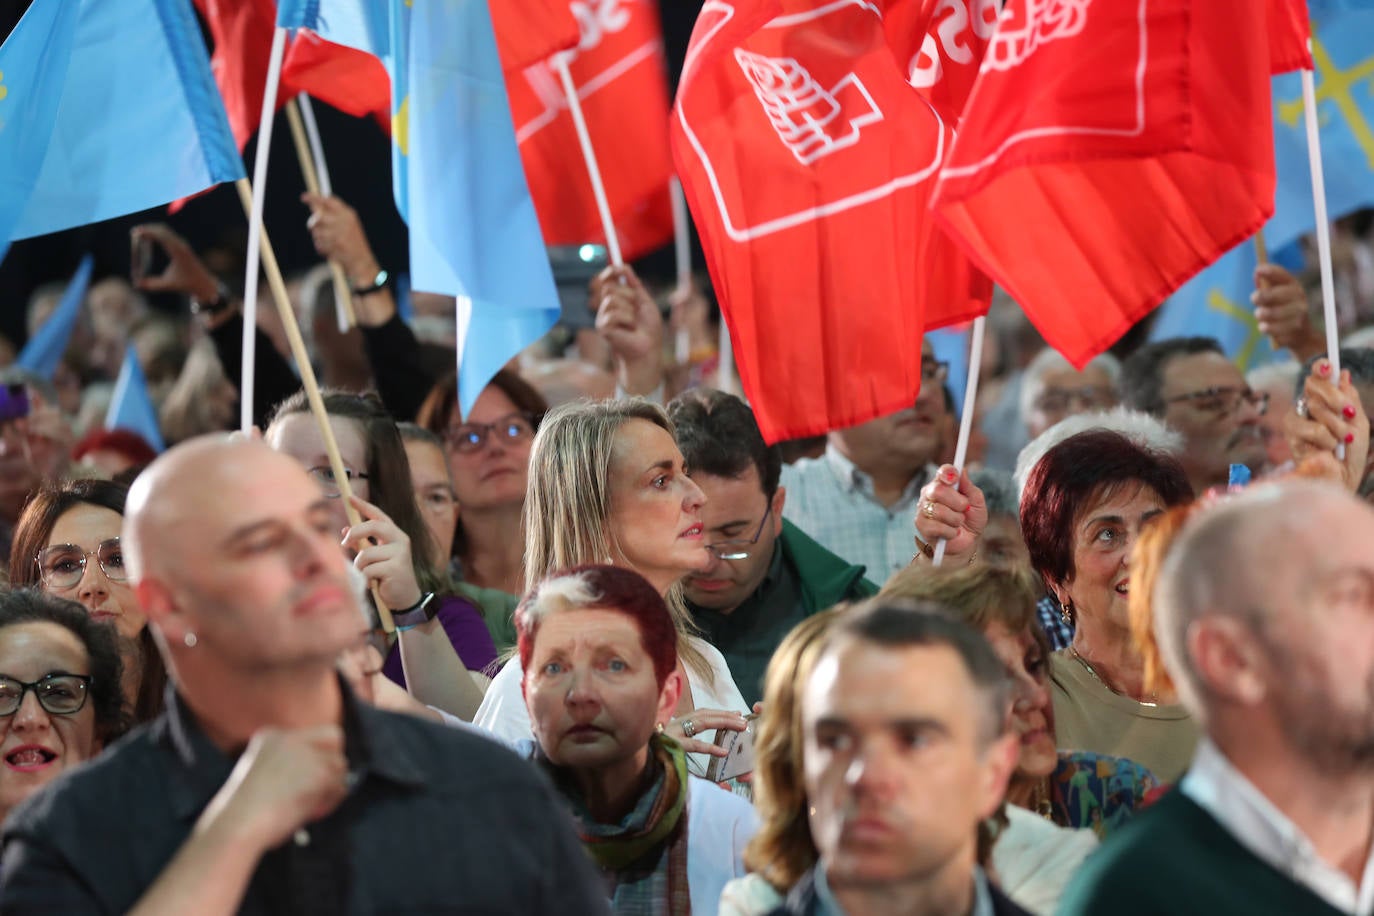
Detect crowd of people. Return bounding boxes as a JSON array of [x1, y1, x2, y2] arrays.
[[0, 193, 1373, 915]]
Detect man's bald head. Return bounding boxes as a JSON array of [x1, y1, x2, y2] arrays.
[[125, 436, 316, 584], [1154, 480, 1354, 714]]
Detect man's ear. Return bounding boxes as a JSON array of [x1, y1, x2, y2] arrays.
[[770, 485, 786, 536], [136, 578, 187, 646], [1188, 617, 1267, 706]]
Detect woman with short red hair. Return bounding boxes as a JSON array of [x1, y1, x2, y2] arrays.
[[518, 565, 756, 915]]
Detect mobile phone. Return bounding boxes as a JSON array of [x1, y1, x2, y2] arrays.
[[706, 713, 758, 783]]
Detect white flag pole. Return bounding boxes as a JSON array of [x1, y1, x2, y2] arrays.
[[932, 316, 986, 567], [1300, 60, 1345, 459], [552, 53, 624, 267]]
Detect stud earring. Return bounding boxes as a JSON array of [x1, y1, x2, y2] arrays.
[[183, 632, 198, 648]]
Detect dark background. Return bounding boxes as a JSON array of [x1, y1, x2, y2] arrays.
[[0, 0, 708, 349]]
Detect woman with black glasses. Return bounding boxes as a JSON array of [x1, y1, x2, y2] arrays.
[[0, 588, 128, 827], [10, 479, 165, 725], [266, 390, 497, 720]]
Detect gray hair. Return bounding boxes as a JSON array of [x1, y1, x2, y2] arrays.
[[1014, 407, 1184, 501], [969, 467, 1018, 518], [1018, 347, 1122, 425]]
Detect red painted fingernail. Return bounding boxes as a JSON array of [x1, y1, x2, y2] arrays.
[[1344, 405, 1358, 419], [1319, 362, 1332, 377], [940, 469, 958, 485], [1346, 432, 1356, 444]]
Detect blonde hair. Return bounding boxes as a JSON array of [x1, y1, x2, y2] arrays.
[[744, 608, 843, 892], [523, 398, 712, 683]]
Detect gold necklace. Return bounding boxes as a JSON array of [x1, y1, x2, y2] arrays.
[[1029, 778, 1054, 820], [1069, 647, 1158, 707]]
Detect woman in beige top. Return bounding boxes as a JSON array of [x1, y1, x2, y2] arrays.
[[916, 429, 1197, 780]]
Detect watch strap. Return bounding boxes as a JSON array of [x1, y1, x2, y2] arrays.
[[391, 591, 436, 630], [352, 268, 390, 297]]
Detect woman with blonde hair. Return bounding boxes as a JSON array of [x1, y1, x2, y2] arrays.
[[474, 398, 751, 776]]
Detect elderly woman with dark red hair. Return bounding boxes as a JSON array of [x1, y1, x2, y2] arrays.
[[518, 564, 757, 915], [916, 429, 1197, 780]]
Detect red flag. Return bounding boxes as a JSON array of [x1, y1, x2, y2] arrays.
[[195, 0, 284, 148], [1267, 0, 1312, 73], [508, 0, 675, 260], [672, 0, 991, 442], [887, 0, 999, 126], [931, 0, 1277, 368], [490, 0, 581, 71], [282, 32, 390, 128]]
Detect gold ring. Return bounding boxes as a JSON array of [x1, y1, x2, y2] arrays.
[[923, 500, 937, 519]]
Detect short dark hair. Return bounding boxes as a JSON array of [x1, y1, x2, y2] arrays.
[[1296, 348, 1374, 397], [822, 599, 1010, 743], [1019, 430, 1193, 591], [668, 389, 781, 500], [1120, 336, 1223, 415], [0, 589, 130, 743]]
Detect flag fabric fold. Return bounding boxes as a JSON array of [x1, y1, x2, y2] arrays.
[[279, 0, 561, 417], [508, 0, 674, 260], [931, 0, 1281, 369], [0, 0, 244, 246], [16, 254, 94, 379], [106, 344, 166, 453], [671, 0, 990, 442]]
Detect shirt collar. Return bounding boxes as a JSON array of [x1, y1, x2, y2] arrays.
[[1182, 738, 1374, 914], [813, 865, 990, 916], [159, 676, 427, 821], [822, 444, 928, 506]]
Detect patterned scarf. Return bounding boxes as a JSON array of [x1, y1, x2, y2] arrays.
[[548, 735, 693, 916]]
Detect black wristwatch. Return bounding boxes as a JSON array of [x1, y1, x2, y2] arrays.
[[352, 268, 390, 297], [391, 592, 436, 631], [189, 281, 233, 317]]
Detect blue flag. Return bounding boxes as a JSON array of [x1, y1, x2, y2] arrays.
[[278, 0, 559, 417], [0, 0, 242, 253], [926, 326, 970, 415], [106, 344, 165, 453], [1268, 8, 1374, 251], [16, 253, 93, 378], [1150, 241, 1306, 371]]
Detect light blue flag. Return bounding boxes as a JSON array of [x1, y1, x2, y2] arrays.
[[1150, 241, 1306, 371], [1267, 8, 1374, 251], [926, 326, 970, 415], [279, 0, 560, 417], [106, 344, 165, 453], [16, 253, 93, 378], [0, 0, 242, 252]]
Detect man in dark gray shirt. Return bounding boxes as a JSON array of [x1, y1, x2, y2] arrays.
[[0, 436, 608, 915]]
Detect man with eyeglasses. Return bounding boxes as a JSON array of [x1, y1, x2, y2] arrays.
[[777, 338, 951, 584], [1121, 337, 1269, 493], [0, 436, 608, 915], [1020, 347, 1121, 441], [669, 390, 875, 705]]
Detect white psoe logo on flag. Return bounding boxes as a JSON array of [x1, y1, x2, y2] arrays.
[[986, 0, 1092, 70], [735, 50, 883, 165]]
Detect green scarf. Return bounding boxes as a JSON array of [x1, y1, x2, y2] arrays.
[[574, 734, 690, 871]]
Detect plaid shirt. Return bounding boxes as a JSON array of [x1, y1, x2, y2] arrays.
[[1036, 594, 1075, 650], [780, 445, 933, 586]]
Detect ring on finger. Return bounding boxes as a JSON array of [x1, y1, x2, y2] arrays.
[[922, 500, 937, 519], [681, 718, 697, 738], [1296, 397, 1309, 419]]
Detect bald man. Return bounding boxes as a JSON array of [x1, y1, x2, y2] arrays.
[[0, 437, 608, 916], [1062, 480, 1374, 915]]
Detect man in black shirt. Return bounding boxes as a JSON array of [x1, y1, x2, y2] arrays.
[[0, 436, 608, 915]]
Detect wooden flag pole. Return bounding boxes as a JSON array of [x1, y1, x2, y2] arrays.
[[235, 178, 396, 633], [285, 97, 358, 331], [1253, 227, 1269, 266], [932, 316, 987, 567], [552, 53, 624, 267]]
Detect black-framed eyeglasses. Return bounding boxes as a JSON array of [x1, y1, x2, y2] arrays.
[[707, 505, 773, 561], [1163, 386, 1269, 418], [307, 466, 370, 499], [445, 412, 536, 454], [921, 359, 950, 384], [1034, 385, 1117, 414], [36, 539, 126, 590], [0, 674, 92, 717]]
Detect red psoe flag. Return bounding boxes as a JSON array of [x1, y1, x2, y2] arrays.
[[931, 0, 1278, 368], [490, 0, 581, 71], [195, 0, 282, 148], [672, 0, 991, 442], [508, 0, 675, 260], [282, 33, 390, 127], [1267, 0, 1312, 73], [886, 0, 999, 126]]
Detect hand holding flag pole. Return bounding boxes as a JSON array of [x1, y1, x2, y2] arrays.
[[285, 96, 357, 332], [931, 316, 987, 567]]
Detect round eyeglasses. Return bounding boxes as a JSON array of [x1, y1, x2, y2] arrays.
[[36, 539, 126, 590], [0, 674, 92, 717]]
